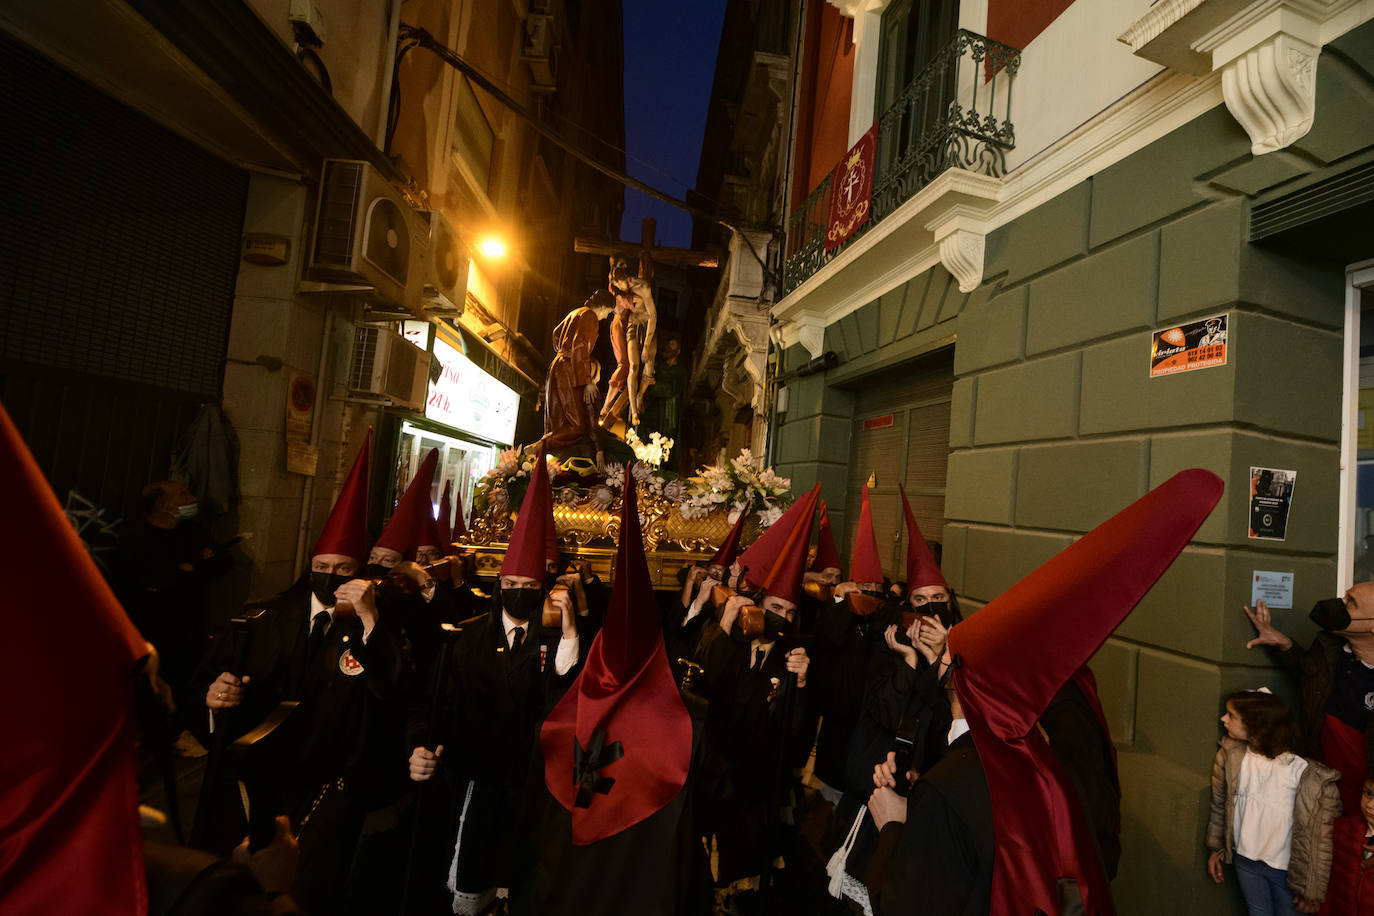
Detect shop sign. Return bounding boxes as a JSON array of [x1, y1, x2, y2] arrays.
[[863, 414, 894, 431], [1149, 313, 1228, 377], [427, 337, 519, 444]]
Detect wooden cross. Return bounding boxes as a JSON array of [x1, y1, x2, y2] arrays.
[[573, 217, 718, 281]]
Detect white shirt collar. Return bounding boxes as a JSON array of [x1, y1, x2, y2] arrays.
[[309, 592, 334, 622], [947, 718, 970, 747], [501, 610, 531, 638], [749, 639, 775, 663]]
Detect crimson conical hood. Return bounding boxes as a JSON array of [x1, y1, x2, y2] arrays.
[[707, 504, 749, 571], [374, 448, 438, 559], [312, 429, 371, 563], [899, 485, 948, 590], [810, 499, 842, 572], [848, 484, 884, 583], [436, 479, 453, 547], [540, 463, 692, 843], [948, 469, 1223, 916], [754, 484, 821, 606], [502, 443, 555, 579], [737, 483, 820, 591]]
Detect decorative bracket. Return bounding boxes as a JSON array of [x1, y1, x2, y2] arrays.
[[935, 227, 986, 294], [1120, 0, 1351, 156]]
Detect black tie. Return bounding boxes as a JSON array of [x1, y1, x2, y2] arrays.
[[752, 647, 764, 671], [512, 626, 526, 651], [307, 611, 329, 665]]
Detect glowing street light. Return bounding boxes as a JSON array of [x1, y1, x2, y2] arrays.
[[477, 236, 507, 259]]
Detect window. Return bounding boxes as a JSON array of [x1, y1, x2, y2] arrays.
[[451, 75, 494, 191]]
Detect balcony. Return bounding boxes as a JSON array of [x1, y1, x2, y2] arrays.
[[782, 30, 1021, 295]]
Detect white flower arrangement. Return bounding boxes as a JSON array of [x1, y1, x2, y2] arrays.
[[679, 449, 792, 527], [624, 428, 674, 469]]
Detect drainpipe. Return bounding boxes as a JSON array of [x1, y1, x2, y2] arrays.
[[376, 0, 403, 149], [293, 306, 336, 580]]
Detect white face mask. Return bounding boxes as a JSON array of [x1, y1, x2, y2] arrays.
[[176, 502, 199, 520]]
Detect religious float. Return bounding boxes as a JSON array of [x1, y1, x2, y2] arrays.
[[461, 434, 794, 589]]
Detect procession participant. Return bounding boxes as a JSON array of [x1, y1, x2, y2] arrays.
[[812, 484, 901, 798], [866, 469, 1222, 915], [1, 402, 150, 916], [669, 507, 752, 682], [405, 444, 582, 916], [799, 499, 843, 637], [699, 485, 819, 908], [188, 429, 412, 914], [520, 465, 714, 915]]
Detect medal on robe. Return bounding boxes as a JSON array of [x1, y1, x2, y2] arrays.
[[338, 648, 364, 676]]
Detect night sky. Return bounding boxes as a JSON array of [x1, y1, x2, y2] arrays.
[[619, 0, 728, 249]]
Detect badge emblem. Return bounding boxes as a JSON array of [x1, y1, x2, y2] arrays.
[[1363, 691, 1374, 712], [339, 649, 364, 676]]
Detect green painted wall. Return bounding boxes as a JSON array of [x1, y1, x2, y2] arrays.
[[772, 23, 1374, 912]]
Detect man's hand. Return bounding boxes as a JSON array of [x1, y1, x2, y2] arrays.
[[916, 615, 949, 661], [231, 815, 299, 895], [548, 587, 576, 637], [556, 573, 588, 616], [571, 558, 595, 584], [833, 582, 859, 602], [868, 786, 907, 830], [721, 594, 751, 634], [682, 565, 708, 605], [409, 745, 443, 782], [786, 647, 809, 687], [583, 382, 599, 406], [1244, 600, 1293, 651], [884, 624, 919, 670], [207, 672, 250, 709], [334, 579, 379, 637], [874, 751, 898, 789], [1207, 850, 1224, 884]]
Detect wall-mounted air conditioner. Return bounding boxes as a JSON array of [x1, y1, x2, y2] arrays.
[[347, 326, 430, 410], [306, 159, 426, 313], [417, 210, 468, 314]]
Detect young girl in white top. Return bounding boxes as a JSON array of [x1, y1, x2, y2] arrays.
[[1206, 689, 1341, 915]]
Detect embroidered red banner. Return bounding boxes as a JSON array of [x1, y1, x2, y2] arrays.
[[825, 122, 879, 251]]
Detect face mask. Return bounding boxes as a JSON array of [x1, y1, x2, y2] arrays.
[[763, 610, 791, 640], [1310, 597, 1352, 632], [310, 571, 350, 606], [366, 563, 391, 579], [502, 587, 544, 622], [176, 502, 199, 519], [920, 600, 951, 624]]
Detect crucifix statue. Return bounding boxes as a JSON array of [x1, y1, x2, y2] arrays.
[[572, 217, 717, 432]]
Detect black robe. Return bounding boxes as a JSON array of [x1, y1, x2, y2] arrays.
[[517, 690, 717, 916], [186, 578, 411, 914], [866, 732, 992, 916], [405, 603, 580, 909], [810, 597, 900, 790]]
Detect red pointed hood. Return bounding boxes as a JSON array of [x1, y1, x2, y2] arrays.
[[540, 463, 692, 844], [375, 448, 439, 558], [707, 504, 750, 571], [502, 444, 555, 579], [737, 483, 820, 592], [312, 429, 371, 563], [0, 402, 149, 915], [899, 485, 948, 590], [810, 499, 842, 572], [948, 469, 1223, 916], [752, 484, 821, 606], [436, 479, 453, 547], [848, 484, 884, 584]]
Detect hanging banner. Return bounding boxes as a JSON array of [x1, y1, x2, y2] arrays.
[[1149, 313, 1228, 377], [825, 123, 879, 252], [1248, 467, 1296, 541]]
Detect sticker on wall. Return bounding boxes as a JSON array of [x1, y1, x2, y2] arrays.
[[1248, 467, 1296, 541], [1251, 570, 1294, 609], [1149, 313, 1228, 378]]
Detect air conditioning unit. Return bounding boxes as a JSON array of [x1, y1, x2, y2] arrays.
[[347, 326, 431, 410], [417, 210, 469, 314], [306, 159, 426, 313], [522, 13, 557, 91]]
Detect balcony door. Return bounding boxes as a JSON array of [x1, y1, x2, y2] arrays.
[[874, 0, 958, 184]]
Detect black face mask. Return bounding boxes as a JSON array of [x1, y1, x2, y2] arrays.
[[1310, 597, 1352, 632], [763, 610, 791, 640], [501, 587, 544, 622], [920, 600, 951, 624], [366, 562, 391, 579], [310, 571, 351, 606]]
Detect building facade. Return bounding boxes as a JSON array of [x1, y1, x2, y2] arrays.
[[769, 0, 1374, 910], [1, 0, 624, 601]]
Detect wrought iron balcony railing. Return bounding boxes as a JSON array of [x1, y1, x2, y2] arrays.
[[782, 30, 1021, 294]]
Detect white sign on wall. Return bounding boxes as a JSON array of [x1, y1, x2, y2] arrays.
[[426, 337, 519, 445]]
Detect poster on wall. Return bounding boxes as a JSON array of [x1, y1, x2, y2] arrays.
[[1251, 571, 1294, 609], [1248, 466, 1296, 541], [1149, 313, 1228, 378], [825, 122, 878, 252]]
